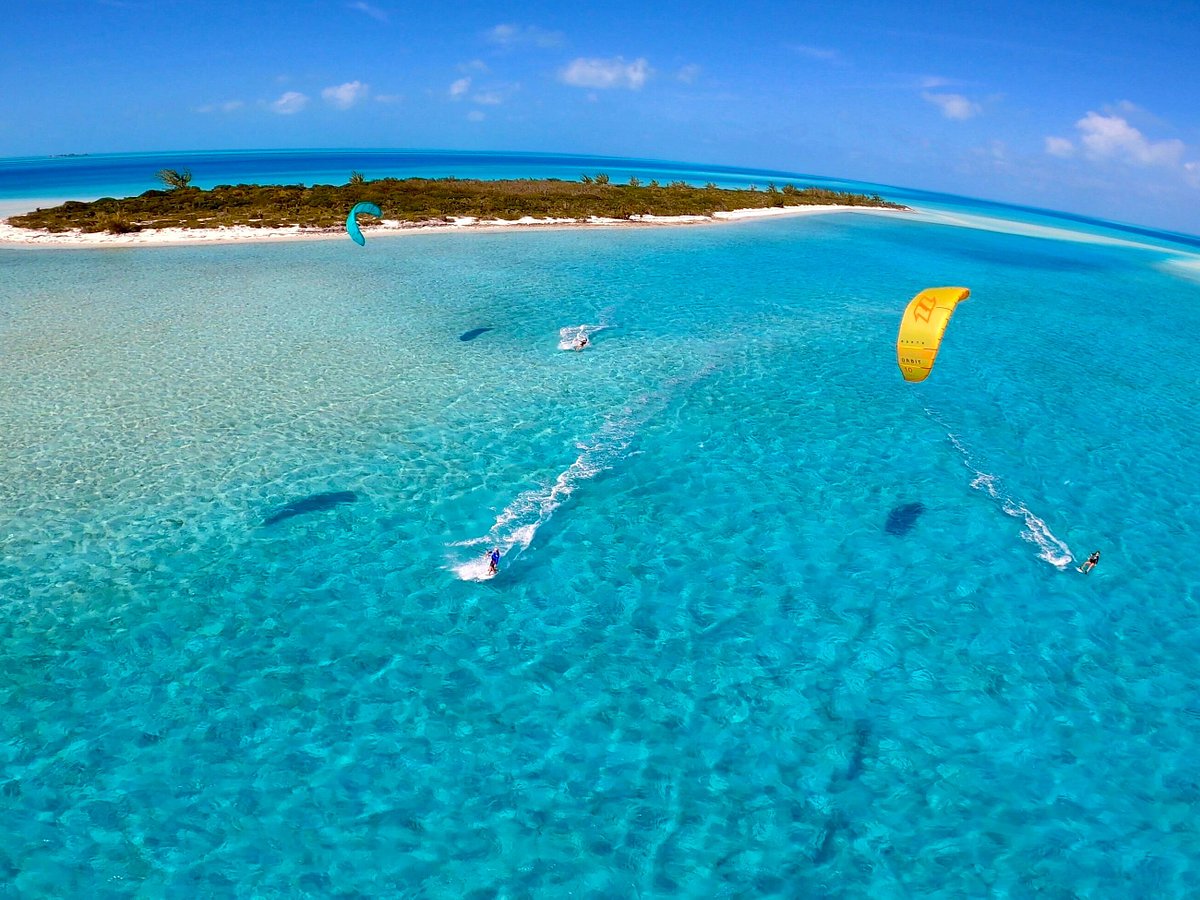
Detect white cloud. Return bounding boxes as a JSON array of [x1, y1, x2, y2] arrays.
[[473, 91, 503, 105], [1045, 136, 1075, 158], [1075, 111, 1184, 166], [467, 110, 486, 122], [322, 81, 368, 109], [1045, 110, 1199, 191], [450, 77, 471, 98], [196, 100, 244, 114], [486, 23, 563, 48], [348, 1, 387, 22], [922, 92, 981, 120], [560, 57, 650, 90], [375, 93, 402, 104], [920, 76, 952, 89], [676, 64, 701, 84], [271, 91, 308, 115]]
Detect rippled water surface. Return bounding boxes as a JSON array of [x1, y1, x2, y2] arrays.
[[2, 156, 1200, 895]]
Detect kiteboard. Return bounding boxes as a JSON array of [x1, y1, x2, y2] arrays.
[[455, 553, 498, 582]]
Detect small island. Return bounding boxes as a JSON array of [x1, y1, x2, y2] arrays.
[[8, 169, 906, 235]]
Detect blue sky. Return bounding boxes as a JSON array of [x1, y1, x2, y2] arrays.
[[4, 0, 1199, 233]]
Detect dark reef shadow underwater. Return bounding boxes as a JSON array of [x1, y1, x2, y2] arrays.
[[885, 501, 925, 536], [262, 491, 358, 526]]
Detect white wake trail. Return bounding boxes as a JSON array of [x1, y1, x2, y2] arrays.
[[449, 361, 717, 579], [557, 322, 610, 350], [930, 409, 1074, 570]]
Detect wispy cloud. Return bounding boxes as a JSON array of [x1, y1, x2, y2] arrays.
[[348, 1, 387, 22], [1045, 136, 1074, 158], [196, 100, 244, 114], [922, 91, 981, 120], [560, 57, 650, 90], [467, 110, 486, 122], [486, 23, 563, 48], [790, 44, 839, 62], [322, 81, 369, 109], [271, 91, 309, 115], [375, 93, 402, 104], [676, 64, 701, 84], [449, 75, 516, 106]]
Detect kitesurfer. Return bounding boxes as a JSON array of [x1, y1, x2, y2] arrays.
[[488, 547, 501, 575], [1078, 550, 1100, 574], [574, 335, 589, 351]]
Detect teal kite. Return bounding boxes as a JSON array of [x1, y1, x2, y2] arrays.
[[346, 201, 382, 246]]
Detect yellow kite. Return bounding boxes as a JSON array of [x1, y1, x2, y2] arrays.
[[896, 287, 970, 382]]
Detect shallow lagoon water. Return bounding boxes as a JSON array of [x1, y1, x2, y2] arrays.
[[2, 160, 1200, 895]]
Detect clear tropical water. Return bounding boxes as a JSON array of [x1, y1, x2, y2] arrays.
[[2, 151, 1199, 896]]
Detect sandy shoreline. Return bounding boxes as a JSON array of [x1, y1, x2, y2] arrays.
[[0, 204, 912, 248]]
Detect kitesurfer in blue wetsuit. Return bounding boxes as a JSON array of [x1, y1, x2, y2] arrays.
[[489, 547, 501, 575]]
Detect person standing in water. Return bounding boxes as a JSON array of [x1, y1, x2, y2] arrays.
[[1078, 550, 1100, 574], [488, 547, 501, 575], [574, 334, 589, 351]]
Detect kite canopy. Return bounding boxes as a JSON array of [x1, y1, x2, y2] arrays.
[[896, 286, 970, 382], [346, 201, 383, 246]]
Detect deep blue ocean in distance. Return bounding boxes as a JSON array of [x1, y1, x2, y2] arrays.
[[2, 149, 1199, 896]]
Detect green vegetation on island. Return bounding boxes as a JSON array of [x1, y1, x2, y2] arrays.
[[9, 170, 907, 234]]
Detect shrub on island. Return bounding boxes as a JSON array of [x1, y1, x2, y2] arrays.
[[10, 175, 906, 233]]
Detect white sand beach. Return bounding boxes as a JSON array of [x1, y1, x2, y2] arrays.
[[0, 204, 913, 248]]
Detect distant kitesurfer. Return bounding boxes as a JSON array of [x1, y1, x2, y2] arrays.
[[488, 547, 500, 575], [574, 335, 589, 351], [1078, 550, 1100, 574]]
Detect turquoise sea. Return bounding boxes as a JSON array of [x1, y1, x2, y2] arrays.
[[2, 150, 1199, 896]]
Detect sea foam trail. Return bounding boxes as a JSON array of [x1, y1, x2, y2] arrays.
[[926, 407, 1074, 569], [450, 361, 717, 579], [557, 305, 616, 350], [557, 322, 610, 351]]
